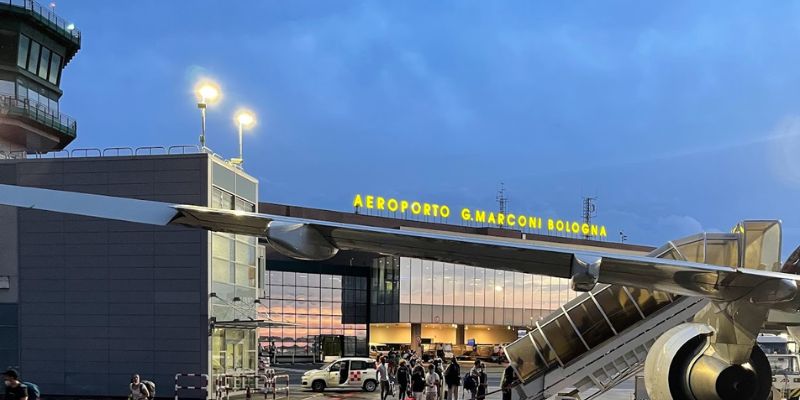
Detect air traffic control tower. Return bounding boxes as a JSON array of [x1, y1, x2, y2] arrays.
[[0, 0, 80, 154]]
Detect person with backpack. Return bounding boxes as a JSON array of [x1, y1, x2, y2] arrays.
[[443, 357, 460, 400], [3, 369, 32, 400], [129, 374, 154, 400], [396, 359, 411, 400], [411, 365, 426, 400], [463, 369, 478, 400]]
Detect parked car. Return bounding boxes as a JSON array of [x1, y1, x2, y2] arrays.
[[369, 343, 390, 359], [302, 357, 378, 392]]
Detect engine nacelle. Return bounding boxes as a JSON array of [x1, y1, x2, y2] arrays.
[[644, 323, 772, 400]]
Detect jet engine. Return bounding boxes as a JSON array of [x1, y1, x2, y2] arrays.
[[644, 323, 772, 400]]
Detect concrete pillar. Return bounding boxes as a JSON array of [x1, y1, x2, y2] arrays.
[[411, 323, 422, 353], [456, 324, 465, 345]]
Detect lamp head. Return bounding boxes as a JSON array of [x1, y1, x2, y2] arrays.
[[195, 80, 221, 104], [235, 109, 256, 128]]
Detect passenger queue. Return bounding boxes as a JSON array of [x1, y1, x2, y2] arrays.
[[302, 349, 518, 400]]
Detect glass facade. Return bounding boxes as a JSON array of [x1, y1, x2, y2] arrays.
[[209, 161, 259, 375], [260, 270, 368, 357], [373, 256, 579, 326], [17, 34, 62, 85]]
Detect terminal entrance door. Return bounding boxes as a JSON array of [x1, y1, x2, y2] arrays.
[[320, 335, 344, 359]]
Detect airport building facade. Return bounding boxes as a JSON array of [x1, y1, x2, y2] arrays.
[[0, 152, 260, 398], [257, 204, 653, 360]]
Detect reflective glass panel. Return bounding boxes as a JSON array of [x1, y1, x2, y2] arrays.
[[454, 264, 464, 306], [422, 260, 433, 304], [626, 287, 671, 316], [443, 263, 454, 306], [17, 35, 29, 68], [504, 335, 546, 382], [566, 299, 614, 349], [464, 266, 474, 306], [283, 271, 296, 286], [484, 270, 495, 307], [504, 272, 515, 308], [38, 47, 50, 79], [48, 53, 61, 84], [473, 268, 484, 307], [531, 329, 557, 366], [524, 274, 534, 309], [705, 239, 738, 267], [410, 259, 422, 303], [593, 286, 642, 332], [433, 262, 443, 305], [514, 272, 524, 308], [400, 257, 411, 303], [495, 270, 505, 306], [27, 42, 40, 74], [532, 275, 542, 309], [541, 313, 584, 364], [676, 240, 704, 263]]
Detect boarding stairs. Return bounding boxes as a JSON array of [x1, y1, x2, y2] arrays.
[[505, 285, 708, 400], [503, 229, 750, 400]]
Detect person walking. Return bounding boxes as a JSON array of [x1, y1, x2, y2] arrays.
[[396, 359, 411, 400], [378, 356, 392, 400], [464, 368, 478, 400], [269, 341, 277, 365], [500, 364, 517, 400], [3, 369, 28, 400], [425, 364, 440, 400], [129, 374, 150, 400], [476, 364, 487, 400], [444, 357, 460, 400], [411, 365, 426, 400]]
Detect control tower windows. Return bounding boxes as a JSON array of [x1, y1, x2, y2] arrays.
[[26, 41, 39, 74], [17, 34, 63, 85], [48, 53, 61, 84], [37, 47, 50, 79], [16, 35, 28, 68]]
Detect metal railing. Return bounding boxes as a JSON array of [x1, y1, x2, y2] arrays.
[[0, 0, 81, 44], [9, 145, 203, 160], [0, 94, 77, 137]]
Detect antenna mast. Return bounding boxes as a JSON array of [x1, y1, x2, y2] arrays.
[[497, 183, 508, 227], [582, 196, 597, 239]]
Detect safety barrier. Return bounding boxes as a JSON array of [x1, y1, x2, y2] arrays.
[[213, 370, 290, 400], [174, 373, 208, 400]]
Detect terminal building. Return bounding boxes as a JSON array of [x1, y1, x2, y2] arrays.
[[257, 204, 653, 361]]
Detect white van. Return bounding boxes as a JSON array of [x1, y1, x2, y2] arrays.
[[369, 343, 390, 359], [302, 357, 378, 392]]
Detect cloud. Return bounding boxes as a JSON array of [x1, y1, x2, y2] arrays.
[[656, 215, 704, 238], [769, 115, 800, 185]]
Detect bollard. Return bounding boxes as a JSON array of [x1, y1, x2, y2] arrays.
[[246, 386, 252, 400]]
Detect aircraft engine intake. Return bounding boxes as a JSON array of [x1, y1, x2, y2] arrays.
[[644, 323, 772, 400]]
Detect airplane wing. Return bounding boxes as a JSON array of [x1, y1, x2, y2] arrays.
[[0, 184, 793, 303]]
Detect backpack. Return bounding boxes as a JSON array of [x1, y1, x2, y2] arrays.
[[22, 382, 41, 400], [463, 374, 476, 391], [445, 364, 460, 385], [141, 380, 156, 399]]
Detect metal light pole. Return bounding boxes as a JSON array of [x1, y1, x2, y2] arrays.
[[231, 110, 255, 166], [195, 81, 220, 149]]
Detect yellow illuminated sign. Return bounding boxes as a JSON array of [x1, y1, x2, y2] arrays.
[[352, 194, 608, 237]]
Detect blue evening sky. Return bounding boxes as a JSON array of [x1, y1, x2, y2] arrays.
[[54, 1, 800, 254]]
